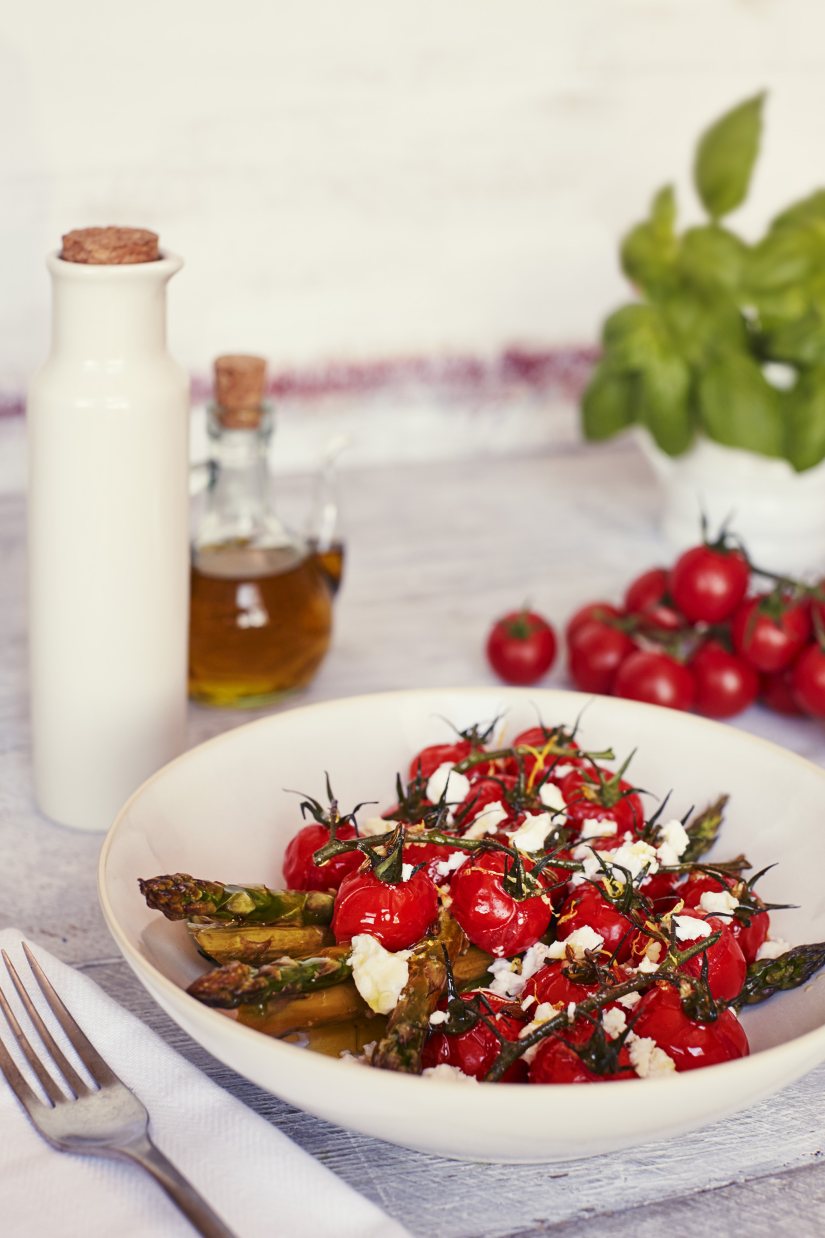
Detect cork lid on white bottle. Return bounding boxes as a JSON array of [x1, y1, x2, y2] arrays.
[[60, 227, 160, 264]]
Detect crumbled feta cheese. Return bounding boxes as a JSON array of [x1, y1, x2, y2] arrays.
[[551, 763, 576, 779], [433, 850, 468, 878], [428, 1009, 449, 1026], [510, 811, 553, 853], [521, 994, 537, 1012], [546, 925, 605, 959], [519, 1001, 561, 1039], [578, 817, 617, 842], [538, 782, 568, 819], [637, 955, 660, 974], [672, 914, 713, 942], [699, 889, 739, 916], [618, 990, 642, 1010], [463, 799, 510, 840], [349, 935, 411, 1015], [566, 1000, 577, 1022], [359, 816, 391, 837], [609, 838, 659, 883], [656, 819, 691, 867], [401, 863, 415, 881], [487, 956, 525, 1000], [756, 938, 792, 961], [602, 1007, 627, 1040], [520, 941, 554, 982], [426, 762, 471, 809], [569, 844, 605, 886], [421, 1063, 479, 1083], [627, 1034, 676, 1078]]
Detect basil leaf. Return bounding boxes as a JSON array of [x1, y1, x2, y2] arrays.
[[694, 93, 764, 220], [747, 226, 821, 294], [785, 367, 825, 470], [678, 225, 748, 293], [637, 350, 693, 456], [581, 364, 638, 441], [620, 184, 679, 295], [602, 303, 664, 370], [761, 305, 825, 368], [770, 188, 825, 232], [696, 352, 783, 457], [660, 285, 747, 368]]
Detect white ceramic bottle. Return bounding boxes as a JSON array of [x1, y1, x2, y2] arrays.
[[27, 227, 190, 831]]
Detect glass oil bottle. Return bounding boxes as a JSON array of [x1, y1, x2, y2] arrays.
[[188, 355, 336, 706]]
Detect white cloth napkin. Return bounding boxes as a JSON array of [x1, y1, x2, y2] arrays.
[[0, 931, 410, 1238]]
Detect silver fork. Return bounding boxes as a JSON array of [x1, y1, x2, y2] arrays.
[[0, 943, 236, 1238]]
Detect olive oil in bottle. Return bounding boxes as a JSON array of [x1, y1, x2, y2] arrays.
[[188, 356, 335, 707]]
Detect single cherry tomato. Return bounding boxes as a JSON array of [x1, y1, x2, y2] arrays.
[[732, 594, 811, 674], [282, 822, 362, 892], [332, 867, 439, 951], [675, 913, 747, 1002], [559, 767, 644, 838], [529, 1031, 632, 1084], [422, 993, 527, 1082], [624, 567, 683, 632], [632, 985, 749, 1071], [759, 667, 806, 715], [791, 643, 825, 717], [624, 567, 670, 614], [486, 610, 557, 686], [690, 640, 759, 719], [449, 850, 554, 956], [565, 602, 623, 644], [556, 884, 635, 960], [453, 776, 517, 831], [408, 740, 473, 783], [522, 960, 599, 1008], [613, 650, 696, 712], [669, 544, 750, 624], [510, 725, 582, 781], [567, 619, 635, 694], [639, 870, 684, 915]]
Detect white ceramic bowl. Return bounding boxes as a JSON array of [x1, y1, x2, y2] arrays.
[[99, 688, 825, 1163]]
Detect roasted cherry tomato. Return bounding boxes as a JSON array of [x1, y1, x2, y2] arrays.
[[680, 872, 769, 965], [402, 838, 468, 886], [522, 960, 599, 1008], [690, 640, 759, 719], [559, 766, 644, 838], [529, 1030, 632, 1084], [555, 884, 635, 960], [669, 544, 750, 624], [631, 984, 749, 1071], [332, 867, 439, 951], [449, 850, 554, 957], [422, 993, 527, 1082], [282, 822, 362, 892], [732, 594, 811, 674], [408, 739, 473, 783], [486, 610, 557, 686], [567, 619, 635, 695], [613, 650, 696, 712], [674, 913, 747, 1003]]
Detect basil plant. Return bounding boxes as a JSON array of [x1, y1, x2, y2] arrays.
[[582, 94, 825, 471]]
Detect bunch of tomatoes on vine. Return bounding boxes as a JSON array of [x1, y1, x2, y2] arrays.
[[486, 529, 825, 721]]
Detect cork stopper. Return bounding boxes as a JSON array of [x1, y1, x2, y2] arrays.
[[60, 227, 160, 265], [214, 355, 268, 428]]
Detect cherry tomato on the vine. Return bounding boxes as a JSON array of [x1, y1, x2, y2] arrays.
[[689, 640, 759, 719], [613, 651, 696, 712], [486, 610, 557, 686], [791, 643, 825, 717], [631, 985, 749, 1071], [282, 822, 362, 892], [732, 594, 811, 674], [422, 993, 528, 1082], [332, 867, 439, 951], [565, 602, 623, 644], [408, 740, 473, 783], [669, 544, 750, 624], [567, 619, 635, 695], [623, 568, 683, 633], [449, 850, 554, 956]]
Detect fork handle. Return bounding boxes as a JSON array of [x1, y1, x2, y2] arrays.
[[118, 1136, 238, 1238]]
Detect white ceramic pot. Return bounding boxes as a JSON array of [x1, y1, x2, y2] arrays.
[[638, 432, 825, 576]]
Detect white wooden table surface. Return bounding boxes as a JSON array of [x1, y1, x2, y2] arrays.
[[3, 432, 825, 1236]]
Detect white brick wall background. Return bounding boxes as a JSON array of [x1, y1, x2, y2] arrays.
[[2, 0, 823, 395]]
